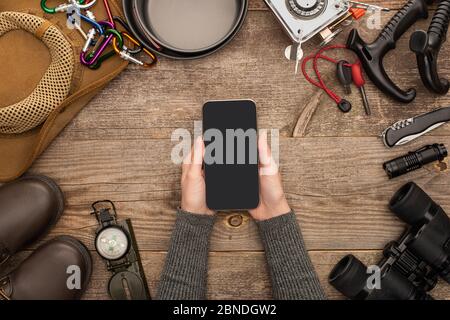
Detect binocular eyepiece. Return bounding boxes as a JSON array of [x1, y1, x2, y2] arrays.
[[329, 182, 450, 300], [390, 181, 437, 225]]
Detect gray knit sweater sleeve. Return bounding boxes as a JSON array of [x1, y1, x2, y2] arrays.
[[157, 209, 216, 300], [256, 211, 326, 300], [157, 210, 325, 300]]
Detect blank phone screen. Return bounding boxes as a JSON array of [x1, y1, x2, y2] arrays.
[[203, 100, 259, 210]]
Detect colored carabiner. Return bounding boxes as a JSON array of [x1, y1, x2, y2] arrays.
[[81, 26, 123, 66], [79, 12, 104, 35], [41, 0, 72, 14], [82, 28, 97, 52], [66, 10, 88, 40], [87, 50, 116, 70], [70, 0, 97, 10], [64, 4, 103, 50], [113, 16, 142, 55], [113, 16, 132, 33], [88, 22, 144, 69], [41, 0, 96, 14], [80, 21, 113, 65], [112, 32, 157, 68]]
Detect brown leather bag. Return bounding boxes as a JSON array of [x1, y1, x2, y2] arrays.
[[0, 0, 128, 182]]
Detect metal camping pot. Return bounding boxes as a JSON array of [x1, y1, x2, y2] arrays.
[[123, 0, 248, 59]]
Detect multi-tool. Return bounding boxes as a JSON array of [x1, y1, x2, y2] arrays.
[[382, 107, 450, 148]]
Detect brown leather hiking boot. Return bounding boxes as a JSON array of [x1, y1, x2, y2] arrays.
[[0, 175, 64, 265], [0, 236, 92, 300]]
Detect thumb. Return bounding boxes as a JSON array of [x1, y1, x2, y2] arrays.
[[190, 136, 204, 175], [258, 130, 278, 176]]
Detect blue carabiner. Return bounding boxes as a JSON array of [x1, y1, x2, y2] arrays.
[[80, 13, 104, 35]]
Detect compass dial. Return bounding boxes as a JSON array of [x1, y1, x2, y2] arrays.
[[95, 226, 129, 260], [287, 0, 327, 19]]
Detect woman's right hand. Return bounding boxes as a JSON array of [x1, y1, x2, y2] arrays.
[[249, 132, 290, 221]]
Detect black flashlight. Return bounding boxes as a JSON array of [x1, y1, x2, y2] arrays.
[[383, 144, 448, 179]]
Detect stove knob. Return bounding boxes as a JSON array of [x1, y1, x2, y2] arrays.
[[288, 0, 326, 18], [291, 0, 320, 12]]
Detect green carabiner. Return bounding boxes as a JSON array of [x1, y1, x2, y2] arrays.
[[87, 29, 123, 70], [41, 0, 88, 14], [41, 0, 69, 14], [40, 0, 56, 14], [105, 29, 124, 48]]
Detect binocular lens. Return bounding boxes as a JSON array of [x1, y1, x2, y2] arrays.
[[329, 255, 368, 299], [389, 182, 435, 226]]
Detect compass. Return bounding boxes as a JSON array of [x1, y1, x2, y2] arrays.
[[287, 0, 327, 18], [95, 226, 129, 260], [91, 200, 131, 261], [91, 200, 152, 300]]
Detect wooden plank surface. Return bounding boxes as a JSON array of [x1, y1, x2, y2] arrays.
[[5, 0, 450, 300], [57, 12, 450, 141], [30, 136, 450, 252], [3, 250, 449, 300]]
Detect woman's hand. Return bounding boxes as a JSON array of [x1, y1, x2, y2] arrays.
[[181, 136, 215, 215], [249, 132, 290, 221]]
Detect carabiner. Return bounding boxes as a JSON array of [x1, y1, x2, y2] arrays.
[[89, 31, 145, 70], [70, 0, 97, 10], [113, 16, 132, 34], [112, 32, 157, 68], [113, 16, 142, 55], [82, 28, 97, 52], [87, 24, 143, 70], [67, 11, 88, 40], [79, 12, 104, 35], [41, 0, 72, 14], [41, 0, 96, 14], [79, 13, 104, 52], [87, 50, 116, 70], [81, 24, 123, 66]]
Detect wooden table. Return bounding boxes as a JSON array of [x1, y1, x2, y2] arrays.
[[12, 0, 450, 299]]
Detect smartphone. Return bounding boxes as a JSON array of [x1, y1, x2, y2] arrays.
[[203, 100, 260, 210]]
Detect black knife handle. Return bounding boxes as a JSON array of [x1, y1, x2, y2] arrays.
[[384, 107, 450, 147]]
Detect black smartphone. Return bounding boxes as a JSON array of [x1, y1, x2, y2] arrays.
[[203, 100, 260, 210]]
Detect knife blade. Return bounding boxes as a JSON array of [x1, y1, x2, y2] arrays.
[[382, 107, 450, 148]]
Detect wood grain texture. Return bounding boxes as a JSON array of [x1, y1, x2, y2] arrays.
[[3, 250, 448, 300], [57, 12, 450, 141], [9, 0, 450, 300], [84, 250, 450, 300], [29, 136, 450, 253]]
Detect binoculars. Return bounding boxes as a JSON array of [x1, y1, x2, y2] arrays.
[[329, 182, 450, 300]]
